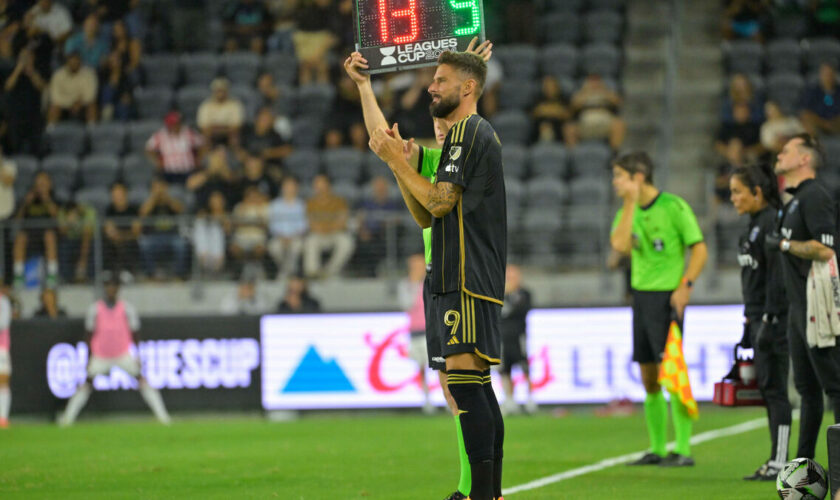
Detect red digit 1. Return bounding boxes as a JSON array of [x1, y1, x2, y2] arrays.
[[379, 0, 389, 43], [392, 0, 418, 44]]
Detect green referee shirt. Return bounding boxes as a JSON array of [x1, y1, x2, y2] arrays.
[[418, 146, 441, 266], [611, 192, 704, 292]]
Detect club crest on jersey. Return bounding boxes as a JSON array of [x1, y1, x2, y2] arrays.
[[653, 238, 664, 252], [749, 226, 761, 242]]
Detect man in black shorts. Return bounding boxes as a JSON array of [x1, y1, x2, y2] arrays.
[[369, 51, 506, 500], [499, 264, 536, 415]]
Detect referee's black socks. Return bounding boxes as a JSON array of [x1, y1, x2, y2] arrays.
[[447, 369, 495, 500], [482, 369, 504, 500]]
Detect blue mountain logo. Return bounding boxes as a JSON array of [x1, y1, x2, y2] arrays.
[[282, 346, 355, 393]]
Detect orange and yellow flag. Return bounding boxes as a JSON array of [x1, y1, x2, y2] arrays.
[[658, 320, 699, 419]]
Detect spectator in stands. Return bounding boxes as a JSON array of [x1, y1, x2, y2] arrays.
[[138, 177, 188, 280], [146, 111, 205, 185], [277, 275, 321, 313], [0, 147, 16, 222], [223, 0, 271, 54], [24, 0, 72, 44], [722, 74, 763, 124], [716, 102, 763, 158], [237, 156, 276, 201], [238, 107, 292, 168], [390, 69, 434, 140], [532, 76, 574, 145], [722, 0, 766, 40], [99, 50, 135, 121], [57, 201, 95, 283], [570, 75, 626, 150], [47, 51, 98, 125], [230, 185, 269, 271], [256, 72, 281, 107], [186, 145, 238, 208], [715, 138, 747, 203], [104, 182, 140, 280], [197, 78, 245, 146], [193, 190, 230, 275], [760, 100, 805, 154], [292, 0, 336, 84], [13, 171, 58, 289], [268, 176, 307, 280], [810, 0, 840, 36], [171, 0, 207, 52], [64, 14, 108, 69], [303, 174, 354, 279], [108, 19, 142, 85], [1, 40, 49, 155], [33, 287, 67, 318], [324, 72, 366, 145], [353, 176, 401, 277], [800, 63, 840, 137], [221, 271, 269, 314]]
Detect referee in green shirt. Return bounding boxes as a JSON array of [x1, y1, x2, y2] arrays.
[[610, 152, 708, 467]]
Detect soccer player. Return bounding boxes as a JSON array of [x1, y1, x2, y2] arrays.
[[0, 288, 12, 428], [769, 133, 840, 461], [369, 51, 507, 500], [499, 264, 536, 416], [344, 39, 491, 500], [610, 152, 708, 467], [59, 272, 170, 426], [730, 163, 791, 480]]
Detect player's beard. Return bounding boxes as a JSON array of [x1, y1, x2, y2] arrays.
[[429, 92, 460, 118]]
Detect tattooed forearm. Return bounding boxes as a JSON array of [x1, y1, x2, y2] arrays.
[[789, 239, 834, 262], [426, 182, 462, 217]]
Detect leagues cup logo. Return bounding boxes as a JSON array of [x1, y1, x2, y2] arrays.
[[380, 46, 396, 66]]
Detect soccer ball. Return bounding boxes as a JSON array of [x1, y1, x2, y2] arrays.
[[776, 458, 828, 499]]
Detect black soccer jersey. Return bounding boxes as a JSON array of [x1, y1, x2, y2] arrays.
[[779, 178, 837, 305], [738, 206, 787, 318], [431, 113, 507, 304]]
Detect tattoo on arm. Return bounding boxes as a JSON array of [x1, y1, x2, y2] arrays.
[[427, 182, 462, 217], [789, 240, 834, 262]]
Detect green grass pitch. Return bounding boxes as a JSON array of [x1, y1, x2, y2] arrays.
[[0, 406, 831, 499]]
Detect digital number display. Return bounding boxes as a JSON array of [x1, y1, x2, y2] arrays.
[[354, 0, 485, 74]]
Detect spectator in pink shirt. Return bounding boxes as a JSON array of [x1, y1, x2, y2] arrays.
[[145, 111, 205, 185]]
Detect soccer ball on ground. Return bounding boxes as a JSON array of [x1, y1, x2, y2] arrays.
[[776, 457, 828, 499]]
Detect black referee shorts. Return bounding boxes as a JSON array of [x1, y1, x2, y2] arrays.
[[631, 290, 682, 364], [423, 273, 446, 371], [433, 290, 502, 366]]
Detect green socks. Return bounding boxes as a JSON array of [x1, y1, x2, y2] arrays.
[[455, 415, 472, 495], [671, 397, 692, 457], [644, 392, 668, 457]]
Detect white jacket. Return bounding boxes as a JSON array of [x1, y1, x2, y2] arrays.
[[806, 254, 840, 348]]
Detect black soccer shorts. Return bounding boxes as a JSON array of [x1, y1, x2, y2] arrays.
[[500, 333, 528, 376], [631, 290, 683, 364], [433, 289, 502, 366]]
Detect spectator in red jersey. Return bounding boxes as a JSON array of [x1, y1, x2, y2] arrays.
[[145, 111, 205, 185]]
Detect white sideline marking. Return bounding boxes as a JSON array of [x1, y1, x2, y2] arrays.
[[503, 417, 768, 496]]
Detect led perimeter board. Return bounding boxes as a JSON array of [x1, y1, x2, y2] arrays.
[[354, 0, 486, 74]]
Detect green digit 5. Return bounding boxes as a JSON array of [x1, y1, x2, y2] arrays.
[[449, 0, 480, 36]]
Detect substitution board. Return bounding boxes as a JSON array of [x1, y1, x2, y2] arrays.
[[354, 0, 486, 74]]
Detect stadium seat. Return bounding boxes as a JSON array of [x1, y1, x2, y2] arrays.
[[590, 0, 626, 10], [12, 155, 39, 200], [524, 175, 569, 206], [568, 177, 610, 205], [283, 149, 321, 184], [542, 0, 583, 12], [570, 142, 613, 178], [127, 120, 162, 153], [804, 37, 840, 71], [80, 154, 121, 188], [180, 52, 220, 86], [87, 122, 126, 155], [822, 136, 840, 171], [121, 154, 156, 188], [222, 52, 262, 85], [494, 44, 539, 80], [296, 84, 336, 118], [364, 150, 389, 178], [291, 116, 325, 149], [502, 144, 529, 180], [540, 44, 579, 79], [581, 43, 621, 77], [323, 147, 365, 184], [724, 40, 764, 76], [75, 187, 111, 215], [265, 52, 299, 86], [766, 73, 804, 114], [271, 85, 297, 116], [134, 86, 174, 121], [766, 39, 801, 75], [498, 79, 539, 111], [41, 154, 79, 195], [529, 143, 569, 178], [771, 13, 809, 40], [127, 186, 149, 206], [46, 123, 87, 156], [332, 181, 361, 205], [505, 177, 524, 208], [176, 85, 211, 123], [521, 208, 562, 262], [493, 111, 531, 145], [539, 12, 580, 44], [230, 84, 259, 120], [584, 10, 624, 45], [141, 54, 180, 88]]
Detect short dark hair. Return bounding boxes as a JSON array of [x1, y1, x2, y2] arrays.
[[437, 51, 487, 97], [790, 132, 823, 169], [613, 151, 655, 184]]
